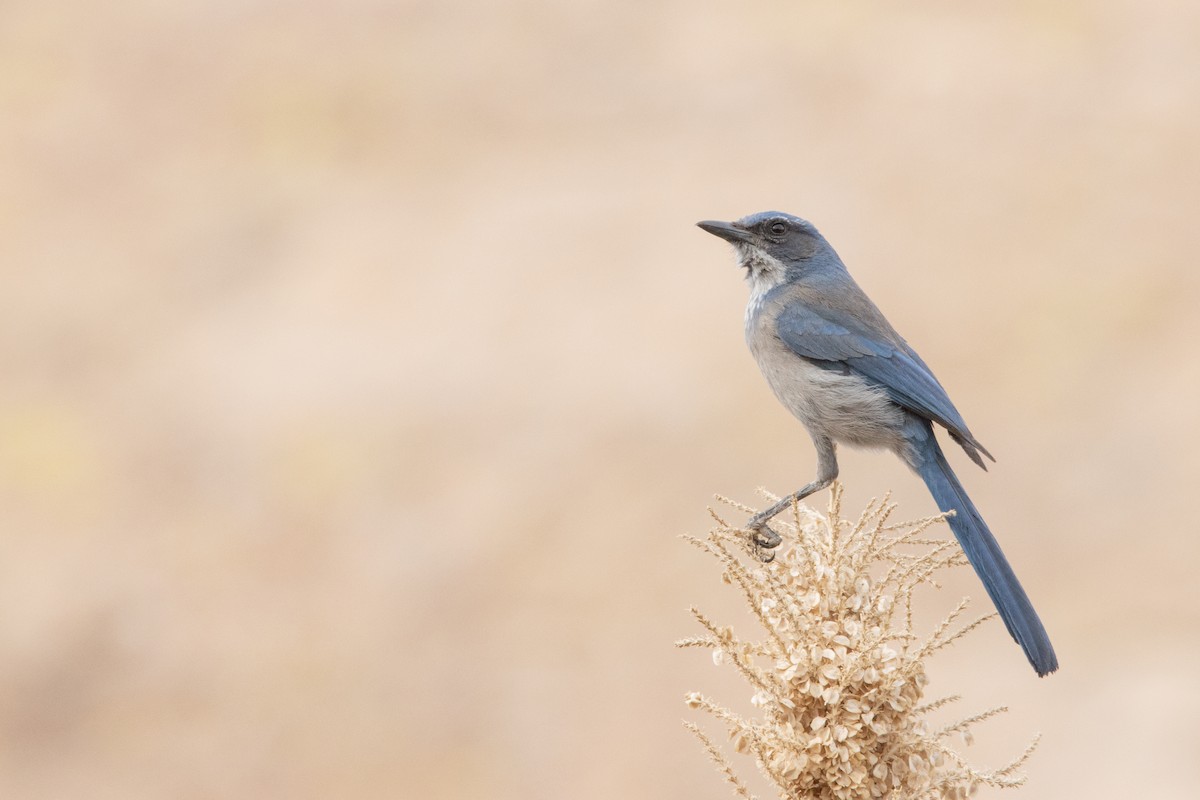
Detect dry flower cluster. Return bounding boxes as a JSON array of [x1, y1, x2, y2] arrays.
[[679, 485, 1038, 799]]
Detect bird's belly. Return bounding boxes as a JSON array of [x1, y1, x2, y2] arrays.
[[752, 341, 906, 451]]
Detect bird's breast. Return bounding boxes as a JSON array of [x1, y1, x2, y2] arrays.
[[744, 299, 907, 451]]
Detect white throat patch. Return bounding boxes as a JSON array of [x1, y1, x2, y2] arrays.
[[739, 245, 789, 324]]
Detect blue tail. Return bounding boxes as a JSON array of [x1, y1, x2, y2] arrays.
[[912, 429, 1058, 676]]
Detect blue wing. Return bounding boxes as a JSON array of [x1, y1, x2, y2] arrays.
[[775, 301, 994, 466]]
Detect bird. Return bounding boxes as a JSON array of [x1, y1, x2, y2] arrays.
[[697, 210, 1058, 676]]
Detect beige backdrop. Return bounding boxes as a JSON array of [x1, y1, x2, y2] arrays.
[[2, 1, 1198, 798]]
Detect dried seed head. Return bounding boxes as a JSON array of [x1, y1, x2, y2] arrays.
[[681, 485, 1039, 799]]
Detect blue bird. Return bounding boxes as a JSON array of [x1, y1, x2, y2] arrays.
[[698, 211, 1058, 676]]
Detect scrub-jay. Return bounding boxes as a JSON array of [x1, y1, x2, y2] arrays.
[[698, 210, 1057, 676]]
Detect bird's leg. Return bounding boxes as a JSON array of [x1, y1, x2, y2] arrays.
[[746, 437, 838, 562]]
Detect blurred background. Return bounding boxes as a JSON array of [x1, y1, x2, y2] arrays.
[[2, 1, 1198, 797]]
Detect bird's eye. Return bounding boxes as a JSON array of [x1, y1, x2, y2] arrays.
[[768, 221, 788, 236]]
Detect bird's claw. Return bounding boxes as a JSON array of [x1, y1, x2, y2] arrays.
[[751, 544, 776, 564], [746, 518, 782, 561]]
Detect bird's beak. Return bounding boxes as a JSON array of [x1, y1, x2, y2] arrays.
[[697, 219, 753, 244]]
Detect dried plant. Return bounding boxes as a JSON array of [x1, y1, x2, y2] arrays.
[[679, 484, 1038, 800]]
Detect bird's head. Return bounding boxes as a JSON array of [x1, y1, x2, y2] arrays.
[[697, 211, 840, 293]]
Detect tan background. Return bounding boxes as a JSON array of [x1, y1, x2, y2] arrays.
[[2, 1, 1198, 798]]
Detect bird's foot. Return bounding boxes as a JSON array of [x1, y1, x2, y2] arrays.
[[745, 516, 782, 562]]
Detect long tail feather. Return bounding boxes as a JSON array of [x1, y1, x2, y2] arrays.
[[913, 432, 1058, 676]]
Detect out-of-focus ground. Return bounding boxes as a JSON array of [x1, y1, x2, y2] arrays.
[[1, 1, 1198, 798]]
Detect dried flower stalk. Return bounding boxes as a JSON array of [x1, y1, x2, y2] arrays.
[[680, 484, 1038, 799]]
